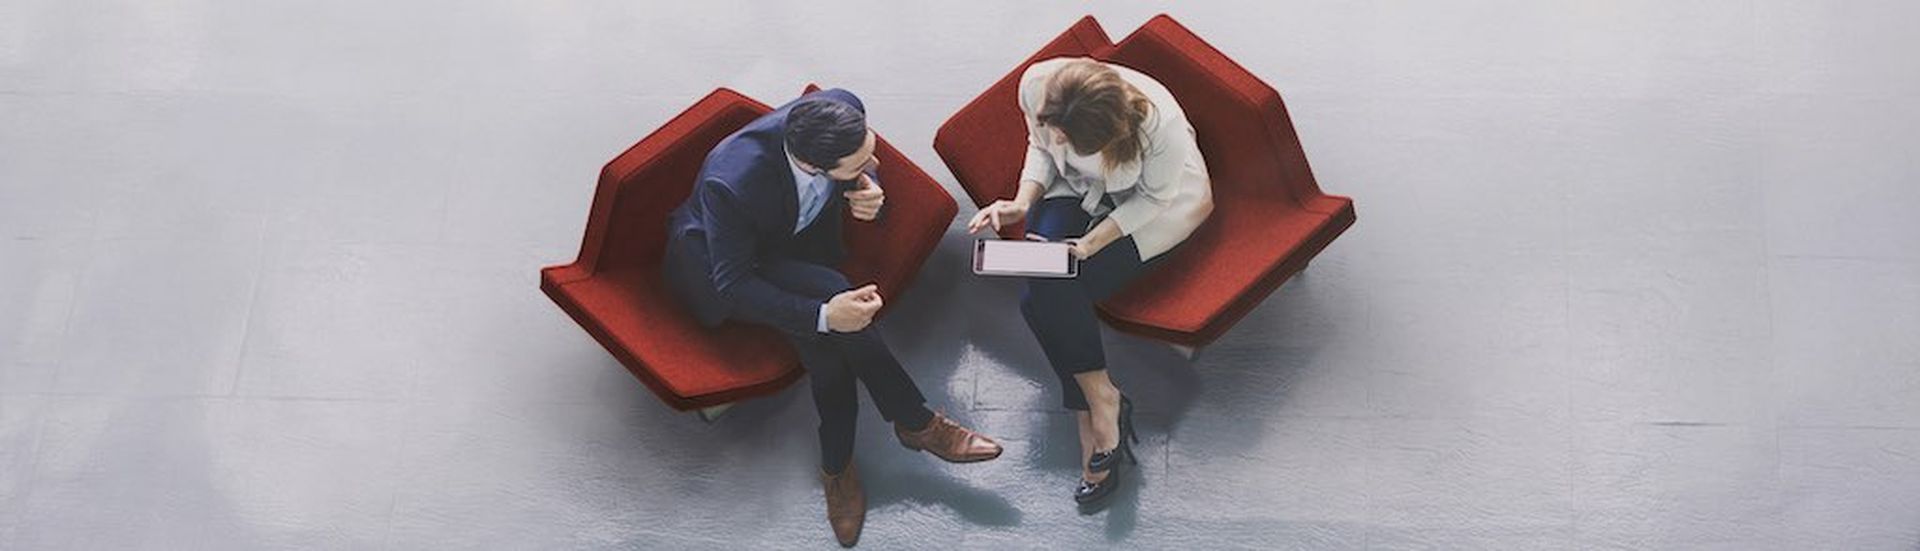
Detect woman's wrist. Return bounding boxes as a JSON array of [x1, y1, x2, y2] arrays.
[[1089, 220, 1122, 250], [1013, 180, 1045, 210]]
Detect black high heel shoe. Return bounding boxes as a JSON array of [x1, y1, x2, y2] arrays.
[[1073, 455, 1127, 507], [1087, 395, 1137, 473], [1076, 394, 1137, 508]]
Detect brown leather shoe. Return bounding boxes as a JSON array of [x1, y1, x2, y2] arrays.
[[821, 462, 865, 547], [895, 410, 1003, 463]]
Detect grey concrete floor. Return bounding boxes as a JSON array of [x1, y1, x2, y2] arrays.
[[3, 1, 1919, 549]]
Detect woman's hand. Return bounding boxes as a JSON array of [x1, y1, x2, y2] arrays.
[[1064, 238, 1098, 259], [1066, 218, 1124, 259], [966, 199, 1030, 234]]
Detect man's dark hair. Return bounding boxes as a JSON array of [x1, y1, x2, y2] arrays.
[[783, 99, 867, 170]]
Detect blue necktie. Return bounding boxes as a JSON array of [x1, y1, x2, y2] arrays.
[[795, 173, 829, 233]]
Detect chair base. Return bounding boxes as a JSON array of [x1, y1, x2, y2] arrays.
[[1169, 344, 1199, 360], [697, 403, 735, 423]]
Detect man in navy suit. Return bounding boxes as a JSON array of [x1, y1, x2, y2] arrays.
[[663, 88, 1002, 547]]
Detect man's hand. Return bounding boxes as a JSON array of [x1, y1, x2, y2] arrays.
[[824, 284, 884, 333], [844, 173, 884, 221], [966, 199, 1030, 234]]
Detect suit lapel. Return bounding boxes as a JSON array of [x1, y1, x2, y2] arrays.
[[775, 153, 801, 237]]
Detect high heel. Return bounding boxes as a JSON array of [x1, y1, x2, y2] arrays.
[[1073, 452, 1126, 507], [1087, 395, 1135, 473]]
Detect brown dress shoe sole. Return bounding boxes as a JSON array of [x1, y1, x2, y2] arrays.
[[900, 439, 1003, 463]]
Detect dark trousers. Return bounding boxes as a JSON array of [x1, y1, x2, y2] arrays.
[[667, 222, 932, 472], [1020, 197, 1166, 411]]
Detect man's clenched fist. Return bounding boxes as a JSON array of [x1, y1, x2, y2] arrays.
[[825, 284, 884, 333]]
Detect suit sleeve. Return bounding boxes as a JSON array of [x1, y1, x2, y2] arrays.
[[698, 178, 823, 335]]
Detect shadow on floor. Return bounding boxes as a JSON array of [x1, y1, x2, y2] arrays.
[[573, 228, 1345, 542]]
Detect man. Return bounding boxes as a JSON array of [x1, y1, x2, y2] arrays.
[[662, 88, 1003, 547]]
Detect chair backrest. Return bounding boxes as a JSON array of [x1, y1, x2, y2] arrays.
[[933, 16, 1114, 209], [584, 89, 771, 274], [1107, 15, 1324, 208]]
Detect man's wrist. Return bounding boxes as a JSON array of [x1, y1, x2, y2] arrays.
[[816, 302, 832, 333]]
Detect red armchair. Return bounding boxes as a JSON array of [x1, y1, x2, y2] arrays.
[[934, 16, 1114, 240], [542, 88, 958, 416], [932, 15, 1357, 349]]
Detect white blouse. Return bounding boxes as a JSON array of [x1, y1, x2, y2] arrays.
[[1017, 57, 1214, 261]]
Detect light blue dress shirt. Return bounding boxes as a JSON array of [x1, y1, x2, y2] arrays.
[[788, 154, 835, 333], [790, 155, 831, 234]]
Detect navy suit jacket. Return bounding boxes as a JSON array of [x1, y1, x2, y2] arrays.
[[664, 88, 874, 335]]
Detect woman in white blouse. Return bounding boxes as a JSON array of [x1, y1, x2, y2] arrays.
[[967, 56, 1214, 507]]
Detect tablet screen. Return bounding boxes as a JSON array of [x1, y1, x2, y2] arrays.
[[980, 240, 1072, 275]]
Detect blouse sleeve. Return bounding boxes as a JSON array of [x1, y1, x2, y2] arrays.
[[1106, 107, 1191, 236]]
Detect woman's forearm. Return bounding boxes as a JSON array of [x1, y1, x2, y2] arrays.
[[1014, 179, 1045, 208], [1084, 217, 1123, 252]]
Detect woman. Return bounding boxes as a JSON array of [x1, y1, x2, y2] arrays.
[[967, 57, 1213, 506]]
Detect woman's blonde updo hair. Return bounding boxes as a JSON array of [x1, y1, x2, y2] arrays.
[[1035, 59, 1153, 172]]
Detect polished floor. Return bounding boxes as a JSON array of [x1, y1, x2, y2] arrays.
[[3, 1, 1919, 549]]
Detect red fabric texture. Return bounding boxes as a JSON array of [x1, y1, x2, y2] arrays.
[[541, 88, 958, 410], [933, 15, 1358, 347]]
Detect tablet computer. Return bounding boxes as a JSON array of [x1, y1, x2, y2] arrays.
[[973, 239, 1078, 278]]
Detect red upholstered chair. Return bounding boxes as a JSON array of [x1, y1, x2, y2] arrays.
[[542, 88, 958, 418], [932, 14, 1357, 350], [932, 15, 1114, 239]]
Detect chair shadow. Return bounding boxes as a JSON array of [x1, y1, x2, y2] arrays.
[[579, 224, 1348, 542], [876, 228, 1345, 540], [979, 256, 1342, 540]]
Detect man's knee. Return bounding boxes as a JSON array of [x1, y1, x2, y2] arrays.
[[760, 260, 853, 300], [813, 267, 852, 295]]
